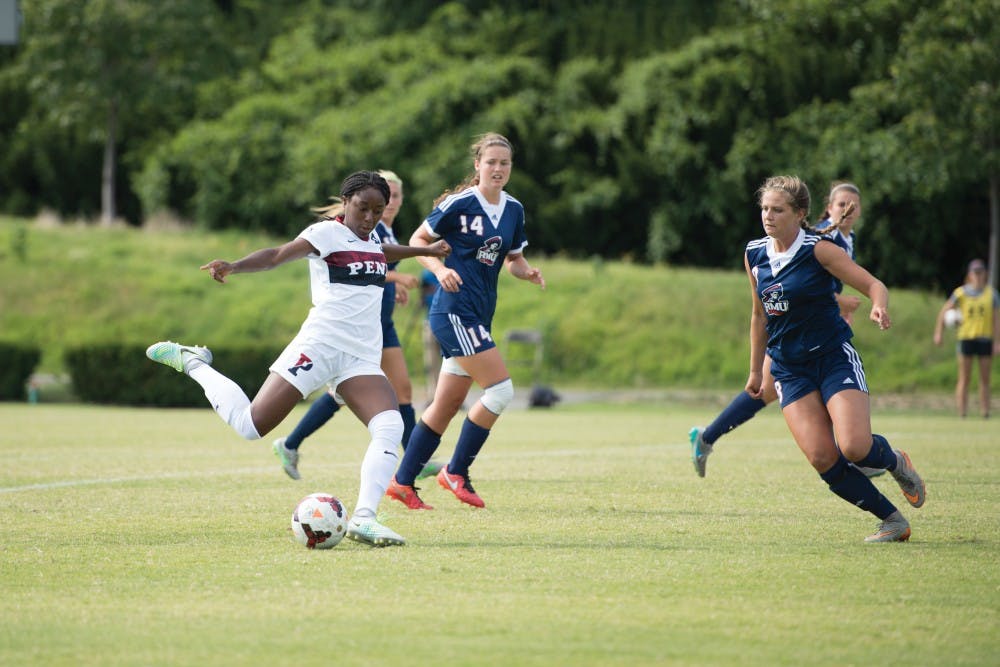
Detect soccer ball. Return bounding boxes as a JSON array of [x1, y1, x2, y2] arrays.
[[291, 493, 348, 549], [944, 308, 963, 328]]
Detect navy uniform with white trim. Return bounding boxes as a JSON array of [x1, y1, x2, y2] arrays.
[[746, 229, 860, 406], [423, 186, 528, 359]]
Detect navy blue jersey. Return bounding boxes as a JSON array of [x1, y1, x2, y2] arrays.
[[423, 187, 528, 325], [375, 221, 400, 324], [814, 219, 856, 294], [746, 229, 852, 364]]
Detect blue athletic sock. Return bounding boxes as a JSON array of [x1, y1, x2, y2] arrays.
[[855, 433, 897, 470], [284, 392, 340, 449], [395, 421, 441, 486], [820, 454, 897, 519], [449, 418, 491, 477], [702, 391, 767, 445], [399, 403, 415, 451]]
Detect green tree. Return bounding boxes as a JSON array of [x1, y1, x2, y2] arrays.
[[14, 0, 229, 223]]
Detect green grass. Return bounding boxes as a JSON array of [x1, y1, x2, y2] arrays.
[[1, 402, 997, 666], [0, 216, 987, 395]]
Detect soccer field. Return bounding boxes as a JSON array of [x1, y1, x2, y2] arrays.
[[1, 402, 997, 666]]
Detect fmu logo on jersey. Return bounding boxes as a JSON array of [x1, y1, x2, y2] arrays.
[[476, 236, 503, 266], [761, 283, 789, 315]]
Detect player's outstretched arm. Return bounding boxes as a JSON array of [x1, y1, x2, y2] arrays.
[[201, 238, 316, 283]]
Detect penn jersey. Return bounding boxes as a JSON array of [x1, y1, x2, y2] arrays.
[[422, 187, 528, 324], [375, 220, 401, 325], [297, 217, 386, 364], [746, 228, 851, 364]]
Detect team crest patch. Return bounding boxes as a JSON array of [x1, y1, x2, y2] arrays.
[[476, 235, 502, 266], [288, 353, 314, 376], [761, 283, 789, 315]]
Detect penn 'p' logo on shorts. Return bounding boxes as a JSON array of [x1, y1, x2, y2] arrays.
[[288, 353, 314, 376]]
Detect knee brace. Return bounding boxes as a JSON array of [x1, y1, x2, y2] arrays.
[[480, 378, 514, 416]]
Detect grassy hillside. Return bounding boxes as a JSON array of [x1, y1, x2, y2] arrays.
[[0, 216, 981, 395]]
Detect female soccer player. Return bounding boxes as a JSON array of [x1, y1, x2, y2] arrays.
[[146, 171, 450, 547], [933, 258, 1000, 418], [743, 175, 925, 542], [689, 182, 864, 476], [385, 132, 545, 510], [271, 170, 442, 481]]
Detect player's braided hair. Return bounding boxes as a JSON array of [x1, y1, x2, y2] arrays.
[[313, 170, 390, 218], [804, 181, 861, 236], [434, 132, 514, 206]]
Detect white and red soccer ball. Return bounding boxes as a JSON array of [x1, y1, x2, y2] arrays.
[[291, 493, 348, 549]]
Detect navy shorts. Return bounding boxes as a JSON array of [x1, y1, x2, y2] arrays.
[[770, 342, 869, 408], [959, 338, 993, 357], [428, 312, 496, 359], [381, 319, 401, 349]]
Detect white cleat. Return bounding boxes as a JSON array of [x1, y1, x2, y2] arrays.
[[346, 517, 406, 547]]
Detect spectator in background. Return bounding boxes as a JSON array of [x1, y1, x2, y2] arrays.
[[933, 258, 1000, 419]]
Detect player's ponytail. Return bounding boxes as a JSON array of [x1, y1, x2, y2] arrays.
[[313, 171, 391, 219]]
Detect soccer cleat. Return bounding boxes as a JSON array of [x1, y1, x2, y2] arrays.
[[864, 511, 911, 543], [437, 467, 485, 508], [890, 450, 926, 508], [416, 459, 445, 480], [855, 465, 886, 478], [272, 437, 301, 480], [689, 426, 713, 478], [145, 341, 212, 375], [385, 476, 434, 510], [346, 517, 406, 547]]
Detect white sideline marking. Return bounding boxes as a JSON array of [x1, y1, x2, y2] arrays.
[[0, 443, 677, 495]]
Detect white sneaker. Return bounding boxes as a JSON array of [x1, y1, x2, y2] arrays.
[[272, 437, 300, 480], [145, 341, 212, 375], [346, 517, 406, 547], [864, 510, 911, 543]]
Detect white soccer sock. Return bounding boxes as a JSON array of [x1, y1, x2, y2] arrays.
[[353, 410, 404, 519], [188, 364, 260, 440]]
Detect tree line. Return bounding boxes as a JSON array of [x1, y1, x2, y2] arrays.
[[1, 0, 996, 291]]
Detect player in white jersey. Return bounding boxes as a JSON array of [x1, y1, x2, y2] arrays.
[[270, 170, 443, 481], [146, 171, 450, 547], [385, 133, 545, 510]]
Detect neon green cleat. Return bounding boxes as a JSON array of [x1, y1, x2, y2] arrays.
[[416, 459, 445, 480], [145, 341, 212, 374]]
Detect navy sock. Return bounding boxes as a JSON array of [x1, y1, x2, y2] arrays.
[[820, 454, 897, 519], [396, 421, 441, 486], [702, 391, 767, 445], [285, 392, 340, 449], [449, 418, 491, 477], [399, 403, 415, 451], [855, 434, 897, 470]]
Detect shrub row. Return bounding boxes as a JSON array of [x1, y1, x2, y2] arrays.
[[0, 343, 41, 400], [65, 344, 282, 407]]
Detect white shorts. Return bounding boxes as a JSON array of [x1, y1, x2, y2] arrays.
[[269, 335, 384, 399]]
